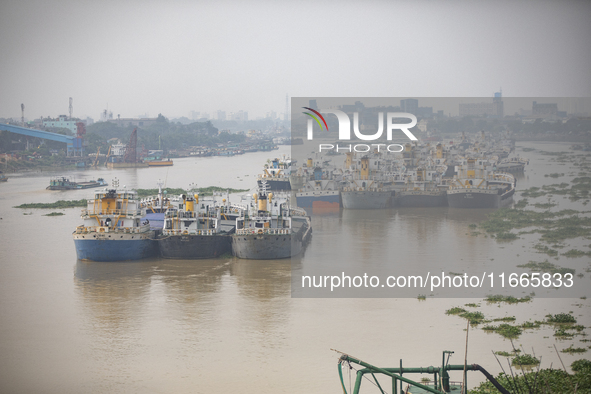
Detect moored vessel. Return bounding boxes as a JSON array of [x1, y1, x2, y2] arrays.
[[341, 156, 392, 209], [232, 183, 311, 259], [256, 157, 293, 191], [394, 167, 448, 207], [447, 158, 515, 208], [158, 193, 243, 259], [496, 156, 528, 173], [72, 179, 158, 261], [47, 176, 108, 190], [296, 166, 341, 210]]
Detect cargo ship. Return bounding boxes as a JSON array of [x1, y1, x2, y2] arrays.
[[296, 166, 341, 210], [232, 183, 311, 259], [447, 158, 515, 208], [496, 156, 528, 173], [158, 193, 244, 259], [47, 176, 107, 190], [393, 167, 448, 207], [256, 157, 293, 191], [341, 156, 392, 209], [139, 180, 175, 230], [72, 179, 158, 261]]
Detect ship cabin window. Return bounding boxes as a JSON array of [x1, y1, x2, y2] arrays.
[[255, 222, 264, 228]]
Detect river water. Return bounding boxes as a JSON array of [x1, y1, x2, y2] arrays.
[[0, 143, 590, 393]]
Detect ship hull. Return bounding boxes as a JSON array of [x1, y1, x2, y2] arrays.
[[232, 235, 302, 259], [257, 179, 291, 191], [447, 188, 514, 208], [394, 191, 448, 207], [231, 219, 310, 259], [73, 234, 157, 261], [296, 192, 340, 209], [159, 234, 232, 259], [341, 190, 391, 209], [496, 164, 525, 173]]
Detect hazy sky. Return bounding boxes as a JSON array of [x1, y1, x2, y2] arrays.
[[1, 0, 590, 120]]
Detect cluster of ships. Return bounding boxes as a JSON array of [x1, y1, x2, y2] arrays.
[[265, 132, 528, 210], [72, 132, 527, 262], [73, 179, 311, 262]]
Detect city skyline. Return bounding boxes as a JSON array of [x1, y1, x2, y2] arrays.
[[1, 0, 590, 120]]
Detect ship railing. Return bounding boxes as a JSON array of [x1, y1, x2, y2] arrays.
[[163, 229, 215, 236], [81, 208, 142, 217], [236, 228, 291, 235], [76, 225, 149, 234]]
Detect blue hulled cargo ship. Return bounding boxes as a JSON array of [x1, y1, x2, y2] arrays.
[[73, 179, 158, 261]]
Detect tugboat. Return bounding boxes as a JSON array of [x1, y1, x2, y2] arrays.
[[447, 158, 515, 208], [72, 178, 158, 261], [232, 182, 311, 259], [256, 157, 293, 191], [158, 192, 244, 259]]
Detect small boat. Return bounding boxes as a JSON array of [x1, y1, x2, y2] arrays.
[[146, 158, 173, 166], [0, 174, 7, 182], [47, 176, 108, 190]]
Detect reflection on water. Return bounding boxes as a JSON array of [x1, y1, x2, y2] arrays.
[[2, 143, 591, 393]]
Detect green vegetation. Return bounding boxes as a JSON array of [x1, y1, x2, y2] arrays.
[[561, 345, 588, 354], [483, 324, 522, 338], [464, 303, 480, 308], [520, 177, 591, 202], [518, 261, 575, 276], [494, 351, 514, 357], [521, 321, 543, 329], [533, 244, 559, 256], [514, 199, 529, 208], [563, 249, 591, 258], [546, 313, 577, 324], [14, 199, 87, 209], [512, 354, 540, 366], [459, 311, 486, 325], [417, 294, 426, 301], [545, 173, 565, 178], [533, 202, 557, 209], [44, 212, 64, 216], [554, 328, 575, 338], [479, 208, 591, 245], [493, 316, 516, 322], [135, 186, 249, 198], [485, 295, 532, 304], [445, 307, 466, 315], [470, 363, 591, 394]]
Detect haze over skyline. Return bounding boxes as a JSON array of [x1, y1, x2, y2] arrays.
[[1, 0, 590, 121]]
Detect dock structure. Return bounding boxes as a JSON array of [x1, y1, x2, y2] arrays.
[[0, 123, 83, 156]]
